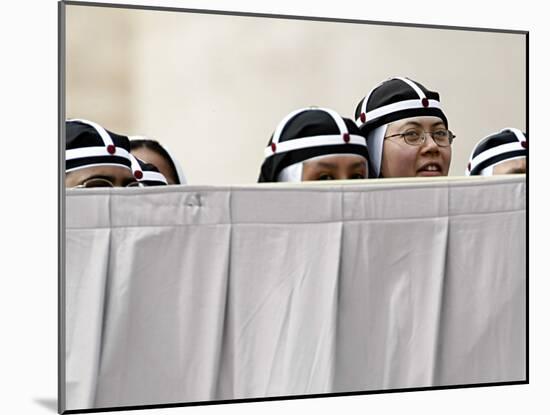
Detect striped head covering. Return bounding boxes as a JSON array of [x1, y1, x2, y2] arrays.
[[466, 128, 527, 176], [129, 154, 168, 186], [66, 119, 133, 174], [354, 77, 448, 177], [258, 107, 369, 182]]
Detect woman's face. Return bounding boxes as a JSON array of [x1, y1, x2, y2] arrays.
[[302, 155, 368, 181], [380, 116, 452, 178]]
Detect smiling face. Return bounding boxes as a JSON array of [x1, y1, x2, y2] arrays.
[[301, 155, 368, 181], [380, 116, 452, 178]]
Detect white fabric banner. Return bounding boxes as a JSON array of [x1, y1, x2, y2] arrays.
[[63, 176, 526, 411]]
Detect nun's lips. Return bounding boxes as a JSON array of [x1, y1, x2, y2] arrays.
[[417, 162, 443, 176]]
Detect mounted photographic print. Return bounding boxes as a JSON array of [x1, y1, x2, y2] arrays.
[[59, 1, 527, 413]]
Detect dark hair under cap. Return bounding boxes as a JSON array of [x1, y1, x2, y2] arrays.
[[467, 128, 527, 176], [66, 119, 133, 173], [354, 77, 448, 132], [258, 107, 369, 183], [130, 139, 182, 185]]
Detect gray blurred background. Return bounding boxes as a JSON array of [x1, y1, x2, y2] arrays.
[[66, 4, 526, 184]]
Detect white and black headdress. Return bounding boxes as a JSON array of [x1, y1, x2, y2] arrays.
[[258, 107, 369, 182], [66, 119, 133, 174], [466, 128, 527, 176], [129, 154, 168, 186], [354, 77, 448, 177]]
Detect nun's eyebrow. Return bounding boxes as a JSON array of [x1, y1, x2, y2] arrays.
[[399, 120, 446, 129], [506, 168, 525, 174], [81, 174, 115, 182], [314, 162, 339, 169], [312, 161, 366, 170], [398, 121, 423, 129], [348, 161, 367, 169]]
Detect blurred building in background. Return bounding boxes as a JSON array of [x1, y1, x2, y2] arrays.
[[66, 5, 526, 184]]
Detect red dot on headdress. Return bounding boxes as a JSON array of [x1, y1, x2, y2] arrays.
[[343, 133, 350, 143], [360, 112, 366, 123], [271, 143, 277, 152], [521, 141, 527, 149], [134, 170, 143, 180], [467, 162, 471, 171], [107, 144, 116, 154], [421, 98, 429, 108]]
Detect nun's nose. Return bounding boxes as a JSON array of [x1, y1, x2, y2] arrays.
[[421, 133, 440, 153]]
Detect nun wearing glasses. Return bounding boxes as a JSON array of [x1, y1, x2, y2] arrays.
[[65, 119, 167, 188], [66, 119, 140, 188], [258, 107, 370, 182], [354, 77, 455, 178]]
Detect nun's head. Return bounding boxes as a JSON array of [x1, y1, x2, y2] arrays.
[[65, 119, 139, 188], [466, 128, 527, 176], [258, 107, 369, 183], [130, 137, 186, 185], [128, 154, 169, 187], [355, 77, 453, 178]]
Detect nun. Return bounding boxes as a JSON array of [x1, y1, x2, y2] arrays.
[[129, 154, 169, 187], [355, 76, 454, 178], [258, 107, 369, 182], [466, 128, 527, 176], [66, 119, 141, 188], [130, 137, 187, 185]]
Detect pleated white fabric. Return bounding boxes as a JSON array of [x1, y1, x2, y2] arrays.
[[63, 176, 526, 411]]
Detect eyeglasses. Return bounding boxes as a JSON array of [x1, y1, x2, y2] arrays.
[[384, 129, 456, 147], [74, 178, 143, 188]]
